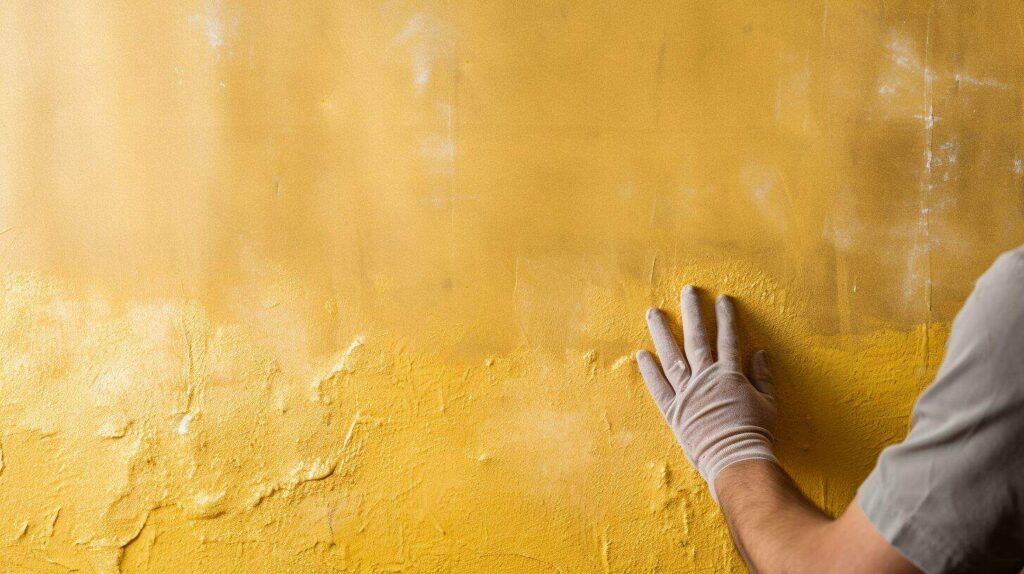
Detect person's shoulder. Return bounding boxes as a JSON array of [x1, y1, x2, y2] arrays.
[[980, 245, 1024, 286], [960, 245, 1024, 338]]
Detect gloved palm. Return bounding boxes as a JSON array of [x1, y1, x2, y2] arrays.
[[637, 285, 777, 500]]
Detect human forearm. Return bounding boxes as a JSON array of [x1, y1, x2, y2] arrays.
[[715, 459, 833, 573], [715, 458, 922, 574]]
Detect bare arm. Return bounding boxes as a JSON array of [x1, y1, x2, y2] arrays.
[[715, 459, 918, 574], [638, 286, 921, 574]]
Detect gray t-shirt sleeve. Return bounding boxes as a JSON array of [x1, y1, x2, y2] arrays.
[[857, 247, 1024, 574]]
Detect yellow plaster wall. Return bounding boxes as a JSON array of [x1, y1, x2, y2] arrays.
[[0, 1, 1022, 572]]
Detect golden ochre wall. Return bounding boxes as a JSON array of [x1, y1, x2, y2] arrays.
[[0, 1, 1021, 572]]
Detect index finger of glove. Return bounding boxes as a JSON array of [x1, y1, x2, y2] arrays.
[[645, 308, 689, 388], [637, 350, 675, 413]]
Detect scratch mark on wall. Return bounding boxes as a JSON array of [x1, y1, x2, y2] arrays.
[[920, 5, 935, 365], [953, 73, 1010, 91]]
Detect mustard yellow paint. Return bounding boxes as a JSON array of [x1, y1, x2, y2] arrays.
[[0, 1, 1021, 572]]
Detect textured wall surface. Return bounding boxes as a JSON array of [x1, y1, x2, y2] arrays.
[[1, 1, 1022, 572]]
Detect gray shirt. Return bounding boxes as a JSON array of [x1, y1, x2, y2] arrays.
[[858, 247, 1024, 573]]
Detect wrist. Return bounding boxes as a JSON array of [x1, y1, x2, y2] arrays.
[[704, 441, 778, 502], [712, 456, 783, 504]]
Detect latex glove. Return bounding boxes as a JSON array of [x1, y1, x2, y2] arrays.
[[637, 285, 777, 501]]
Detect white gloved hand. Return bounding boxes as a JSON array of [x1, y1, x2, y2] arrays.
[[637, 285, 778, 501]]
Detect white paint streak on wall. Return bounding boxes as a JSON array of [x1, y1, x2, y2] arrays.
[[202, 13, 224, 50], [908, 15, 934, 311], [903, 222, 932, 303], [875, 33, 927, 120], [188, 0, 239, 58], [391, 14, 459, 220], [741, 165, 787, 231], [888, 36, 918, 70], [391, 13, 453, 95], [934, 141, 959, 183], [954, 73, 1010, 91], [824, 209, 859, 253], [177, 413, 194, 436], [421, 103, 456, 176]]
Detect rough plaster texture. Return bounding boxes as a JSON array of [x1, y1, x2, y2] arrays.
[[0, 0, 1022, 572]]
